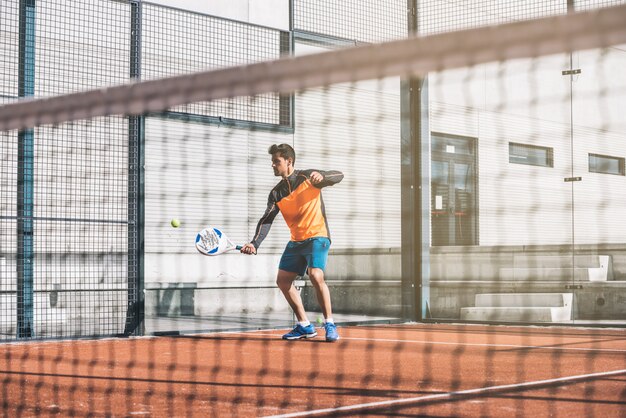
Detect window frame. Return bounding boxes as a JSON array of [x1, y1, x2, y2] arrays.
[[588, 153, 625, 176], [508, 142, 554, 168]]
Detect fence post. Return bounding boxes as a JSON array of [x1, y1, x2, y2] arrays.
[[124, 0, 145, 337], [17, 0, 36, 339]]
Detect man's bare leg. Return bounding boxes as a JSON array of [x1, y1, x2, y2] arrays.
[[307, 267, 332, 320], [276, 269, 308, 322]]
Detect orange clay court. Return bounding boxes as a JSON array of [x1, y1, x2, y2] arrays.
[[1, 323, 625, 417]]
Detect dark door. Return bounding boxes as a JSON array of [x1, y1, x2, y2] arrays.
[[431, 134, 477, 246]]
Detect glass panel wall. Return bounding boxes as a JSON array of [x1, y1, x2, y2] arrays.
[[570, 27, 626, 324], [423, 0, 626, 325]]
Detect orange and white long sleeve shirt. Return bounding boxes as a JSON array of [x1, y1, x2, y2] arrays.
[[250, 169, 344, 249]]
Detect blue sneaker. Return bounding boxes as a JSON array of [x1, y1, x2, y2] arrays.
[[282, 324, 317, 340], [324, 322, 339, 342]]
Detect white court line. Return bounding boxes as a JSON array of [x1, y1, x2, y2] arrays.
[[228, 331, 626, 354], [262, 368, 626, 418]]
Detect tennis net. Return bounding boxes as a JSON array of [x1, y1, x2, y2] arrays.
[[1, 1, 626, 416]]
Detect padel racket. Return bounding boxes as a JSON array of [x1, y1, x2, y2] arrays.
[[195, 226, 242, 256]]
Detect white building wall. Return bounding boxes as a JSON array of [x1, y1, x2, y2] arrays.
[[293, 41, 402, 250], [430, 46, 626, 247], [146, 0, 289, 30], [143, 2, 626, 293]]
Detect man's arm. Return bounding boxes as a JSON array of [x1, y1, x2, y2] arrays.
[[308, 169, 344, 188], [242, 193, 279, 254]]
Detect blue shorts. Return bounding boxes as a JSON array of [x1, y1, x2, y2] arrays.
[[279, 237, 331, 276]]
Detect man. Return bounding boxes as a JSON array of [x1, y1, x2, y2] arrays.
[[240, 143, 344, 342]]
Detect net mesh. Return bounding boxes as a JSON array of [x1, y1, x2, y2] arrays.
[[1, 0, 626, 416]]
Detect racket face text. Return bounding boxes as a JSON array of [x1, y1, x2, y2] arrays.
[[195, 227, 241, 256], [195, 227, 221, 255]]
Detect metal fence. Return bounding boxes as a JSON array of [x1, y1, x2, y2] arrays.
[[0, 0, 290, 341], [1, 0, 625, 342]]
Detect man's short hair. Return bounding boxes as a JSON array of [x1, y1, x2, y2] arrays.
[[268, 143, 296, 165]]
